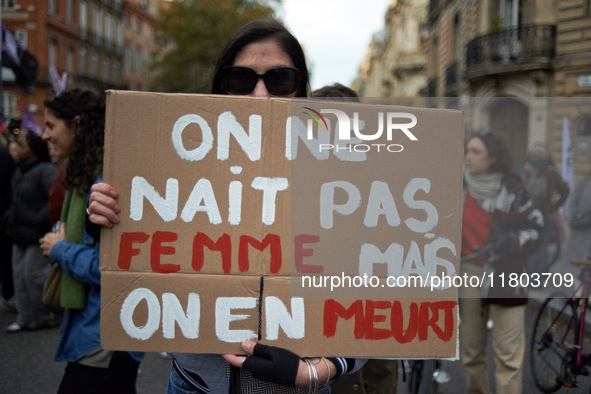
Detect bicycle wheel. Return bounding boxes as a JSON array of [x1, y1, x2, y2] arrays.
[[406, 359, 439, 394], [407, 360, 423, 394], [530, 296, 579, 392], [420, 360, 437, 394]]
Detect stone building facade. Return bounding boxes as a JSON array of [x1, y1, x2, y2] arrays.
[[352, 0, 428, 97], [553, 0, 591, 176], [356, 0, 591, 176], [428, 0, 557, 169]]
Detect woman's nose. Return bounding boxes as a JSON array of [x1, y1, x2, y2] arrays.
[[250, 78, 271, 98]]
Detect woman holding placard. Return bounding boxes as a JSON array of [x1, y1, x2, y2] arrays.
[[460, 130, 543, 394], [87, 19, 365, 394]]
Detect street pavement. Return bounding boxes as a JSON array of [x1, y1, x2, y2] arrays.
[[0, 303, 171, 394]]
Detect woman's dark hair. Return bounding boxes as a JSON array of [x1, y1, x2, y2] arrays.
[[25, 132, 51, 162], [44, 88, 106, 194], [211, 19, 309, 97], [311, 83, 360, 102], [466, 130, 513, 174]]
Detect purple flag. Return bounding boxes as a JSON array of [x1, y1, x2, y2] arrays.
[[21, 108, 42, 134], [49, 65, 68, 93]]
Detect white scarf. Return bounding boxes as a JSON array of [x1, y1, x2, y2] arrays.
[[464, 171, 504, 213]]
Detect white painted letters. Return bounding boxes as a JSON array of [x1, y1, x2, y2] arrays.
[[265, 296, 305, 340], [130, 177, 178, 222]]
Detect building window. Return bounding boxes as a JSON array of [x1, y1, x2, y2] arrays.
[[419, 24, 428, 49], [453, 13, 461, 61], [105, 13, 112, 45], [80, 1, 87, 29], [103, 58, 110, 82], [49, 39, 58, 68], [117, 21, 123, 47], [146, 51, 153, 75], [48, 0, 56, 15], [132, 46, 142, 74], [67, 46, 75, 74], [575, 115, 591, 152], [1, 0, 16, 10], [79, 47, 87, 76], [113, 61, 121, 85], [124, 45, 131, 71], [94, 5, 102, 38], [148, 25, 155, 43], [14, 30, 28, 48], [429, 35, 439, 81], [3, 91, 17, 119], [66, 0, 74, 24], [92, 52, 99, 77]]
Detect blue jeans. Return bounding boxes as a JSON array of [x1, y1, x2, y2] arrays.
[[167, 366, 203, 394]]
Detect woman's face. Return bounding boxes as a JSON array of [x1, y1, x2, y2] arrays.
[[16, 132, 32, 160], [8, 140, 21, 162], [232, 39, 296, 98], [465, 136, 495, 175], [43, 108, 77, 160]]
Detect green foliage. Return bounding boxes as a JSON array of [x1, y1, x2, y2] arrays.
[[489, 14, 502, 32], [150, 0, 280, 93]]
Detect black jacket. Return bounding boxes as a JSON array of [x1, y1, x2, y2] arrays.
[[463, 174, 544, 306], [5, 157, 57, 247], [0, 146, 15, 224]]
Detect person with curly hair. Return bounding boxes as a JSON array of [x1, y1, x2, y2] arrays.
[[39, 88, 143, 394]]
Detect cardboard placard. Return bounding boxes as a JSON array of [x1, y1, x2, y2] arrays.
[[100, 91, 464, 357]]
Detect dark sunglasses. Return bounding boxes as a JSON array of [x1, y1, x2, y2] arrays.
[[222, 66, 300, 96]]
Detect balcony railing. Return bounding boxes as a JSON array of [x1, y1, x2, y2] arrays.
[[465, 24, 555, 80]]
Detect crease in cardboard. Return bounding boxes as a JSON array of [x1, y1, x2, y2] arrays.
[[101, 271, 145, 310], [257, 274, 264, 340]]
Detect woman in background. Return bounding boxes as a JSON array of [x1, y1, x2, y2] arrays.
[[460, 130, 543, 394], [40, 88, 143, 393], [5, 130, 57, 332]]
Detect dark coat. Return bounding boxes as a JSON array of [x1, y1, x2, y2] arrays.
[[5, 157, 57, 247], [520, 163, 570, 213], [463, 174, 545, 306], [0, 145, 15, 224]]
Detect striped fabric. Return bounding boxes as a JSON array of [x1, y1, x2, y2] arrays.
[[226, 361, 333, 393]]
